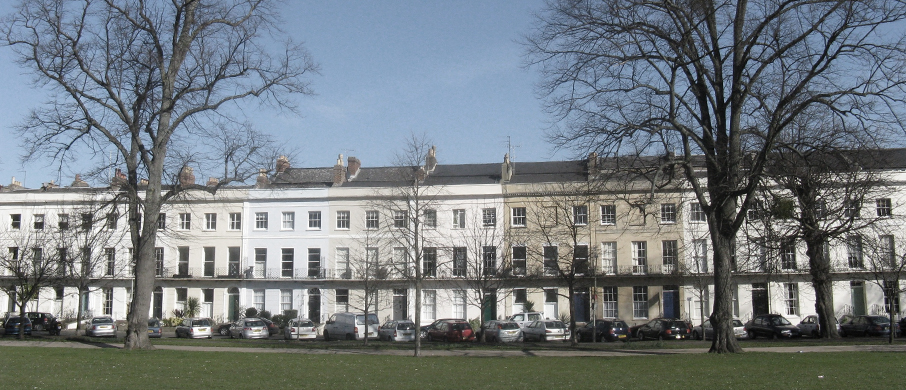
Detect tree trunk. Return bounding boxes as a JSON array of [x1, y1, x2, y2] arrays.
[[568, 283, 578, 346], [805, 236, 839, 338], [413, 279, 422, 357], [123, 169, 165, 350], [708, 223, 743, 353]]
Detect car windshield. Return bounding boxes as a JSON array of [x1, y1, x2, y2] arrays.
[[246, 320, 265, 327], [397, 322, 415, 330], [450, 323, 470, 331], [297, 321, 314, 327], [356, 314, 379, 325], [868, 316, 890, 324], [148, 320, 160, 327], [546, 321, 565, 329], [193, 319, 211, 326], [732, 320, 744, 327], [771, 317, 792, 326], [92, 317, 113, 324], [674, 321, 689, 328], [614, 321, 627, 328], [7, 318, 24, 325], [499, 322, 519, 330]]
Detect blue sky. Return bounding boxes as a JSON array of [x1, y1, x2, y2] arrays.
[[0, 1, 567, 188]]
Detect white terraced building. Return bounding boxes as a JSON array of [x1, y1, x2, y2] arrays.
[[1, 149, 903, 328]]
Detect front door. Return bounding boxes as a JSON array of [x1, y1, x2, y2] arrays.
[[751, 283, 769, 316], [482, 291, 497, 321], [573, 289, 590, 323], [663, 287, 679, 319], [393, 289, 408, 320], [152, 287, 163, 319], [851, 282, 866, 315], [308, 288, 321, 323]]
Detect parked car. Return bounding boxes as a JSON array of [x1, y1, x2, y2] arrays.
[[217, 322, 232, 336], [478, 320, 523, 343], [25, 312, 59, 333], [284, 318, 318, 340], [692, 319, 746, 340], [899, 317, 906, 337], [4, 316, 32, 336], [175, 317, 213, 339], [261, 318, 280, 336], [507, 312, 546, 328], [426, 319, 475, 342], [633, 318, 691, 341], [420, 318, 464, 339], [229, 318, 269, 339], [85, 316, 117, 337], [323, 312, 379, 341], [797, 314, 837, 338], [745, 314, 801, 339], [577, 319, 630, 342], [378, 320, 417, 342], [522, 320, 570, 342], [147, 318, 162, 338], [839, 315, 894, 337]]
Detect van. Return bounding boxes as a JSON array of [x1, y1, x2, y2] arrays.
[[323, 312, 379, 341]]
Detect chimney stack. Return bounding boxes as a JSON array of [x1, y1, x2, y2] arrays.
[[207, 177, 219, 187], [424, 145, 437, 173], [179, 166, 195, 186], [70, 174, 89, 188], [276, 155, 290, 173], [347, 156, 361, 179], [333, 154, 347, 186], [255, 168, 270, 187], [501, 154, 514, 182]]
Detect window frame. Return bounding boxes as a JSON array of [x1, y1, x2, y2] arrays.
[[600, 204, 616, 225], [482, 208, 497, 227], [876, 198, 892, 217], [511, 207, 526, 227], [365, 210, 379, 230], [452, 209, 466, 229], [204, 213, 217, 231], [336, 211, 350, 230], [178, 213, 191, 230], [572, 205, 588, 226], [228, 213, 241, 231], [308, 211, 321, 230], [660, 203, 677, 224], [283, 212, 296, 230], [690, 202, 706, 222], [254, 212, 268, 230]]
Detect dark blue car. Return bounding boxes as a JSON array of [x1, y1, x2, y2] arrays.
[[4, 316, 33, 336]]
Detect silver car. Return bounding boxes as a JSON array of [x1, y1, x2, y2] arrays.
[[480, 320, 522, 342], [175, 317, 213, 339], [378, 320, 417, 342], [284, 318, 318, 340], [692, 319, 746, 340], [229, 318, 269, 339], [85, 316, 117, 337], [522, 320, 569, 341]]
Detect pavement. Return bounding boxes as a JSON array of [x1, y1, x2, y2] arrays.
[[1, 337, 904, 357]]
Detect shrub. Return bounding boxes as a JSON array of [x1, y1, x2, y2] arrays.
[[283, 309, 298, 319], [244, 307, 259, 318], [259, 310, 271, 320], [271, 314, 288, 328], [184, 297, 201, 318]]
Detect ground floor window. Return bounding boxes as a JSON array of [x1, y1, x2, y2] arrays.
[[784, 283, 799, 316], [632, 286, 648, 319], [601, 287, 617, 318]]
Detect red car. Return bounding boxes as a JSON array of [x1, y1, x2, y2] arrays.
[[426, 319, 475, 342]]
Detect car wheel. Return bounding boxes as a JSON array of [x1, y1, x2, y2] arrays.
[[657, 334, 664, 341], [748, 331, 755, 339], [220, 327, 229, 336], [637, 331, 645, 341], [772, 332, 779, 340], [323, 331, 330, 341], [693, 331, 701, 341], [540, 335, 546, 342], [840, 329, 847, 337], [812, 330, 819, 338], [346, 333, 355, 340]]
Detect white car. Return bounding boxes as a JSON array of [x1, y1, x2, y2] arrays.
[[507, 312, 546, 328], [175, 317, 213, 339], [522, 320, 569, 341], [378, 320, 417, 341], [284, 318, 318, 340]]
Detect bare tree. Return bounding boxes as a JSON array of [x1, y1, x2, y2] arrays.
[[56, 196, 130, 333], [512, 181, 601, 345], [452, 203, 511, 342], [2, 0, 317, 349], [527, 0, 906, 353], [377, 135, 444, 357], [0, 228, 61, 339], [343, 229, 389, 346], [749, 136, 891, 338], [860, 208, 905, 344]]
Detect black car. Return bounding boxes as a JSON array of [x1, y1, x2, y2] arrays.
[[25, 312, 60, 334], [577, 319, 630, 342], [839, 315, 894, 337], [745, 314, 801, 339], [632, 318, 691, 340]]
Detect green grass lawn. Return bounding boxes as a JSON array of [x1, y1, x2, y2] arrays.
[[0, 346, 901, 389]]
